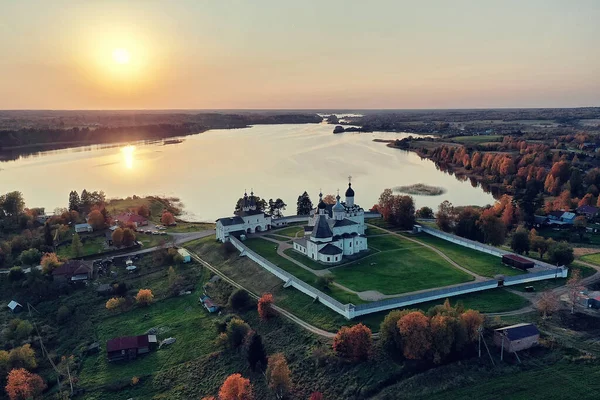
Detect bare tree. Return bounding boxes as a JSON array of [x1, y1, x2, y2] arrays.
[[566, 269, 583, 314], [536, 291, 559, 319]]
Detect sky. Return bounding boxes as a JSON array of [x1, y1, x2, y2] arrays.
[[1, 0, 599, 110]]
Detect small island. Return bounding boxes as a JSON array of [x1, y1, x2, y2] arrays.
[[333, 125, 372, 134], [394, 183, 446, 196]]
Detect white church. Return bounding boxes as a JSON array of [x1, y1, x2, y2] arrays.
[[292, 180, 368, 265], [216, 191, 272, 242]]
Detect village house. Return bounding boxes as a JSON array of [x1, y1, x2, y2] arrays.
[[577, 205, 599, 220], [200, 295, 219, 313], [75, 223, 93, 233], [546, 211, 576, 226], [7, 300, 23, 313], [106, 334, 158, 362], [52, 260, 94, 283], [494, 323, 540, 353], [114, 212, 149, 228], [177, 248, 191, 263]]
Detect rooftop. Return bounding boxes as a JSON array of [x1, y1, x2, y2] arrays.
[[495, 323, 539, 341]]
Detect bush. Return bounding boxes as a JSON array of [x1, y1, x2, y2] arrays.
[[228, 289, 253, 311], [314, 275, 334, 291], [19, 248, 42, 266], [4, 319, 33, 342], [8, 267, 25, 282], [56, 306, 71, 324]]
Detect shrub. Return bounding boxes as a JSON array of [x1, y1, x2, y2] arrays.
[[105, 297, 125, 311], [136, 289, 154, 306], [8, 267, 25, 282], [258, 293, 275, 320], [19, 248, 42, 266], [225, 318, 251, 349], [5, 368, 46, 400], [228, 289, 252, 311], [56, 306, 71, 324], [218, 373, 253, 400], [4, 319, 33, 342]]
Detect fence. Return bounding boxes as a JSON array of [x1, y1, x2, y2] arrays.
[[228, 237, 348, 316], [228, 229, 568, 319], [419, 225, 561, 271]]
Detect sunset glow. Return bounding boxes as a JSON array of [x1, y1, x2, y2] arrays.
[[112, 48, 131, 64], [121, 145, 135, 169]]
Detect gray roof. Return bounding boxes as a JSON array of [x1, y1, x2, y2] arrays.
[[311, 216, 333, 239], [216, 216, 245, 226], [319, 244, 343, 255], [236, 209, 265, 217], [495, 323, 539, 341], [334, 218, 358, 227], [293, 238, 307, 248], [8, 300, 22, 310]]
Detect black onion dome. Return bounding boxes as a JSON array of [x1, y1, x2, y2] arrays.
[[318, 199, 327, 209], [345, 182, 355, 197]]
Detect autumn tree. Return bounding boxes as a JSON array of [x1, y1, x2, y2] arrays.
[[510, 226, 530, 255], [578, 193, 594, 207], [111, 227, 124, 247], [5, 368, 46, 400], [136, 289, 154, 306], [397, 311, 431, 360], [218, 373, 253, 400], [258, 293, 275, 320], [322, 194, 336, 205], [71, 233, 83, 257], [266, 353, 292, 399], [436, 200, 454, 232], [106, 297, 126, 311], [244, 330, 267, 371], [161, 211, 176, 226], [87, 209, 105, 230], [122, 228, 136, 247], [137, 205, 150, 218], [40, 252, 61, 274], [430, 314, 455, 363], [333, 323, 372, 361], [547, 241, 574, 266], [460, 309, 484, 342], [454, 207, 482, 241], [309, 393, 324, 400], [478, 209, 506, 246], [536, 291, 559, 319], [379, 309, 408, 352], [225, 318, 251, 349]]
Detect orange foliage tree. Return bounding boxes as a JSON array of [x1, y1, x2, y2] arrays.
[[218, 373, 253, 400], [460, 309, 484, 342], [40, 253, 61, 274], [137, 205, 150, 218], [122, 228, 136, 247], [257, 293, 275, 320], [87, 209, 105, 230], [111, 228, 124, 247], [105, 297, 126, 311], [161, 211, 176, 226], [332, 323, 372, 361], [266, 353, 292, 399], [322, 194, 336, 205], [397, 311, 432, 360], [5, 368, 46, 400], [136, 289, 154, 306]]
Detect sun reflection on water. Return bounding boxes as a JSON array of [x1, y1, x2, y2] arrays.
[[121, 145, 135, 169]]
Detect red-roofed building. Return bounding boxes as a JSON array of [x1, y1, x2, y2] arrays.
[[52, 260, 94, 283], [114, 212, 148, 228], [106, 334, 157, 362]]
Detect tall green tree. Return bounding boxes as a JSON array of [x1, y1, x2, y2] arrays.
[[510, 226, 530, 254], [267, 198, 287, 218], [478, 210, 506, 246], [296, 191, 313, 215], [44, 222, 53, 247], [547, 241, 574, 266], [0, 191, 25, 217], [244, 330, 267, 371], [71, 233, 83, 257], [68, 191, 80, 212], [80, 189, 91, 209]]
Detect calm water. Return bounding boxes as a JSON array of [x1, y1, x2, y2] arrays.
[[0, 124, 494, 221]]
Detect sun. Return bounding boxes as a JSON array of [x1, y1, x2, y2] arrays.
[[112, 48, 131, 64]]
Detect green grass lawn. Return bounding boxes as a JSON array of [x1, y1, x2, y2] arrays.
[[510, 263, 596, 292], [580, 253, 600, 265], [284, 248, 331, 270], [165, 222, 215, 233], [263, 234, 288, 241], [242, 238, 364, 305], [411, 233, 525, 277], [332, 247, 474, 295], [365, 226, 388, 236], [367, 234, 413, 251], [79, 291, 216, 388], [137, 233, 173, 248], [272, 225, 304, 238], [452, 134, 502, 143], [57, 235, 106, 258]]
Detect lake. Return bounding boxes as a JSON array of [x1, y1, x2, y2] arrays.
[[0, 123, 494, 221]]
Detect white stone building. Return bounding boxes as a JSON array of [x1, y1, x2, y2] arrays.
[[292, 181, 367, 265], [216, 191, 272, 242]]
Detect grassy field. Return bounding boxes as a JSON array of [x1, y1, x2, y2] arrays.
[[510, 263, 596, 292], [272, 225, 304, 238], [367, 234, 414, 251], [57, 235, 106, 258], [365, 225, 388, 236], [411, 233, 525, 277], [452, 134, 502, 143], [332, 247, 474, 295], [580, 253, 600, 265], [284, 248, 331, 270]]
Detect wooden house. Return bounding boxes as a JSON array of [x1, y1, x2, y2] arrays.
[[106, 334, 157, 362]]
